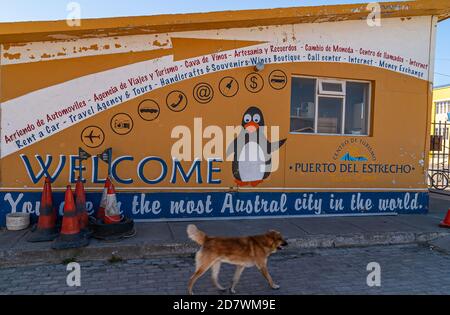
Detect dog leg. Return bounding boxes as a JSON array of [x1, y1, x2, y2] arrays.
[[230, 266, 245, 294], [257, 263, 280, 290], [188, 263, 213, 295], [211, 262, 226, 291], [188, 252, 217, 295]]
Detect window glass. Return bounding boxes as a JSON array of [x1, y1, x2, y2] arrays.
[[345, 82, 370, 135], [290, 76, 371, 136], [317, 97, 343, 134], [322, 82, 343, 93], [290, 78, 316, 133]]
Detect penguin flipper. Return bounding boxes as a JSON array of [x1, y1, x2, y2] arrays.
[[268, 139, 287, 153], [232, 160, 242, 181], [226, 138, 237, 160]]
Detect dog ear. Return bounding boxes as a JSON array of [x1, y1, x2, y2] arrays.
[[267, 230, 279, 243]]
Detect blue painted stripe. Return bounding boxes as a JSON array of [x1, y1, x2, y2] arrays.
[[0, 191, 429, 227]]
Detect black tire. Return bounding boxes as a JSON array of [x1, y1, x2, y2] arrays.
[[432, 172, 449, 190]]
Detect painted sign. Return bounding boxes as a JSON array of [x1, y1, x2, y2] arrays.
[[1, 18, 432, 158], [0, 16, 434, 225], [0, 191, 429, 227]]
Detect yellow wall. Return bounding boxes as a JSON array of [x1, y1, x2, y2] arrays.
[[0, 47, 431, 191], [0, 9, 440, 223], [434, 85, 450, 102]]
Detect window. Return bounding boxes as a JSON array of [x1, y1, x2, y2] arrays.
[[290, 78, 316, 133], [318, 79, 345, 96], [318, 97, 343, 134], [290, 76, 371, 135]]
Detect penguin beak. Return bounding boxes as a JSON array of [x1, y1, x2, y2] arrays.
[[244, 122, 259, 133]]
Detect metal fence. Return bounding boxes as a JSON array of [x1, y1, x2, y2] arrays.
[[429, 121, 450, 190]]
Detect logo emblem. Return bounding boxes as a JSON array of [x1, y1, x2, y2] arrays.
[[166, 91, 188, 112], [111, 113, 134, 135], [269, 70, 288, 90], [193, 83, 214, 104], [81, 126, 105, 148], [219, 76, 239, 98], [245, 73, 264, 93], [138, 99, 160, 121]]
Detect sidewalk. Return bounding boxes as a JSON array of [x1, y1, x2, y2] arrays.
[[1, 208, 450, 268]]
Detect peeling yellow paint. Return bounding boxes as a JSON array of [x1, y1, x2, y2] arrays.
[[152, 40, 168, 47], [77, 44, 100, 52], [0, 0, 446, 44], [3, 52, 21, 60], [2, 43, 27, 50]]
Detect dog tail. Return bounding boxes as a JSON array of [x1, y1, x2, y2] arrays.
[[187, 225, 206, 245]]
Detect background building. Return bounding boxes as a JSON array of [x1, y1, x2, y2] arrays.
[[431, 85, 450, 172]]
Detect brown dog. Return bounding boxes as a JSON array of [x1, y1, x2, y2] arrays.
[[187, 224, 288, 295]]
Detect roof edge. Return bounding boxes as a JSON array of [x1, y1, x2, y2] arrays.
[[434, 84, 450, 90], [0, 0, 449, 43]]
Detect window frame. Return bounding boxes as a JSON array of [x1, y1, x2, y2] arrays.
[[290, 75, 372, 137]]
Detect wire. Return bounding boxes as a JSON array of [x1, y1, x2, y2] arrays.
[[435, 72, 450, 78]]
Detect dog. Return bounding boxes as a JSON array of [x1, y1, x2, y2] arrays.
[[187, 224, 288, 295]]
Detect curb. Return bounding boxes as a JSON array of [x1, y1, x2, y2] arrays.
[[1, 230, 449, 268]]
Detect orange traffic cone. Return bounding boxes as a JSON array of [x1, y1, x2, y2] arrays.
[[440, 210, 450, 228], [96, 177, 111, 221], [27, 177, 59, 243], [91, 179, 134, 241], [52, 186, 90, 250], [75, 177, 90, 232], [104, 181, 122, 225]]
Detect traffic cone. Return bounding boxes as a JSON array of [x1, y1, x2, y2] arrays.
[[52, 186, 90, 250], [440, 210, 450, 228], [27, 177, 59, 243], [96, 177, 111, 221], [75, 177, 90, 233], [104, 181, 122, 225]]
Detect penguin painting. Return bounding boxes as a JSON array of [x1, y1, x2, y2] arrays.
[[228, 107, 287, 187]]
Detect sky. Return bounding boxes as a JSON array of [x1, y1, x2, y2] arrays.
[[0, 0, 449, 86]]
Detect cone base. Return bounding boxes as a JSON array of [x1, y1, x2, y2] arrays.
[[92, 217, 135, 241], [27, 228, 59, 243], [439, 222, 450, 228], [52, 233, 90, 250], [80, 227, 94, 239]]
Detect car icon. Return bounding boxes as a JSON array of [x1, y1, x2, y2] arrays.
[[140, 108, 159, 114]]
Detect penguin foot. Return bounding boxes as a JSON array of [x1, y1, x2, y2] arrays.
[[235, 179, 249, 187], [250, 180, 264, 187]]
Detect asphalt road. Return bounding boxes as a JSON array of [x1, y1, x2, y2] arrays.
[[0, 191, 449, 295], [430, 190, 450, 217]]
